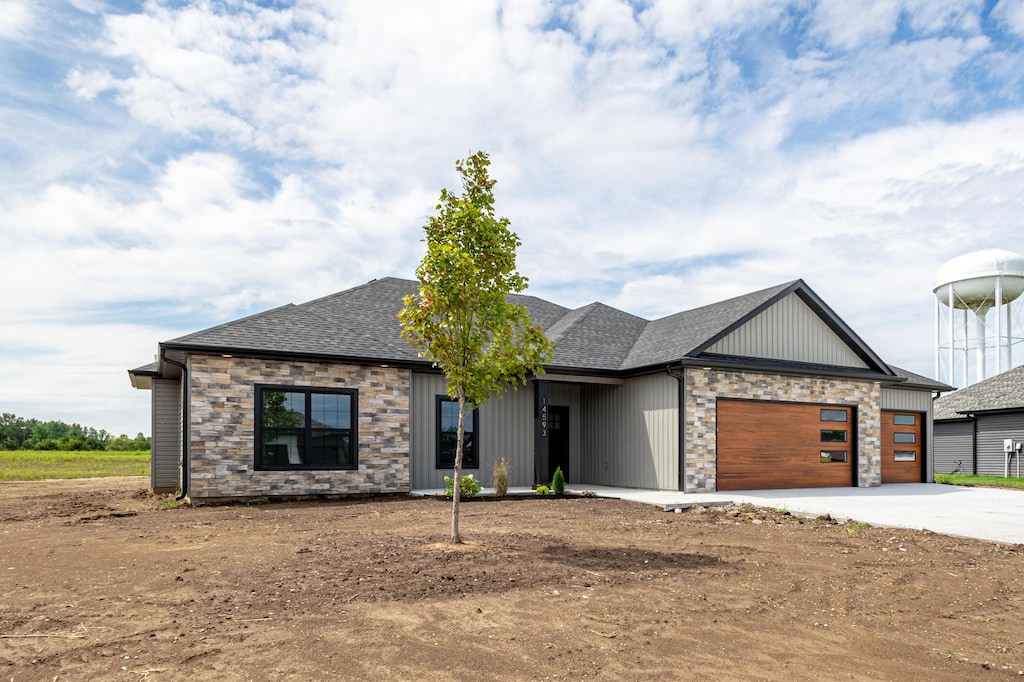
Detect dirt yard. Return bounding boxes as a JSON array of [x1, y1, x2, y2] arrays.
[[1, 478, 1023, 681]]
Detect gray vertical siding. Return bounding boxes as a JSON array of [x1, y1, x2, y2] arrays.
[[410, 372, 534, 489], [976, 412, 1024, 477], [881, 388, 936, 481], [579, 373, 678, 490], [151, 378, 181, 492], [880, 388, 932, 412], [707, 293, 869, 368], [934, 420, 974, 475]]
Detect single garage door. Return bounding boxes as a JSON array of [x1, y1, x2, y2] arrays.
[[881, 411, 923, 483], [717, 400, 855, 491]]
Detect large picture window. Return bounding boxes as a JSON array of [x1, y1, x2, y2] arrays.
[[436, 397, 478, 469], [256, 385, 358, 470]]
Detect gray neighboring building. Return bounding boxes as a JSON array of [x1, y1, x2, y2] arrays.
[[933, 365, 1024, 476], [128, 277, 948, 500]]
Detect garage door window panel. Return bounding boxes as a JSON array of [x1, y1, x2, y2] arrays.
[[820, 450, 848, 463], [821, 409, 848, 422], [821, 429, 848, 443]]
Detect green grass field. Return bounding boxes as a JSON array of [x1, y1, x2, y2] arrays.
[[0, 451, 150, 481], [934, 473, 1024, 489]]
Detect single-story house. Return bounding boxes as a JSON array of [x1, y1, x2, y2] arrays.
[[128, 277, 949, 501], [933, 365, 1024, 476]]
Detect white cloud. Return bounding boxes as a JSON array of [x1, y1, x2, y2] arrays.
[[5, 0, 1024, 434], [993, 0, 1024, 37], [0, 0, 31, 40], [0, 152, 430, 321]]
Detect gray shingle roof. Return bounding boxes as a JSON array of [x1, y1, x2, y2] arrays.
[[546, 303, 648, 371], [934, 365, 1024, 420], [621, 281, 794, 370], [887, 365, 950, 391], [155, 276, 913, 380], [165, 277, 570, 365]]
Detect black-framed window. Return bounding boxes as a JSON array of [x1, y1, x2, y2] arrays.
[[893, 414, 916, 426], [894, 432, 916, 444], [820, 409, 848, 422], [436, 397, 478, 469], [820, 450, 848, 463], [821, 429, 848, 443], [894, 450, 917, 462], [256, 385, 358, 470]]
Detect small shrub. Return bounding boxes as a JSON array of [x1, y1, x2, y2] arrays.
[[443, 474, 481, 498], [535, 485, 550, 496], [492, 457, 509, 497], [551, 466, 565, 495]]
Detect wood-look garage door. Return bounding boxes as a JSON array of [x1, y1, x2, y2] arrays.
[[717, 400, 855, 491], [881, 411, 923, 484]]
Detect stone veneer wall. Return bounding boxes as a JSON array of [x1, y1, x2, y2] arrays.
[[187, 354, 410, 499], [685, 368, 881, 493]]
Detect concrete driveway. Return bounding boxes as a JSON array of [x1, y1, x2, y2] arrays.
[[566, 483, 1024, 545]]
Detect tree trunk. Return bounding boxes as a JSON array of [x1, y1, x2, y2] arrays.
[[450, 392, 466, 544]]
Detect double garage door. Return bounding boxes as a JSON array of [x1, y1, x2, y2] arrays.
[[717, 400, 923, 491]]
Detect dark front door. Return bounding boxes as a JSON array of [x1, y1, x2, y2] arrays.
[[548, 406, 570, 483]]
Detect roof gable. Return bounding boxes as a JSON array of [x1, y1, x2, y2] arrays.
[[705, 291, 870, 369]]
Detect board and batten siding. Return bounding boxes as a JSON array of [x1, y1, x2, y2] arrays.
[[151, 378, 181, 493], [976, 412, 1024, 477], [578, 373, 678, 490], [934, 420, 974, 475], [707, 292, 869, 369], [881, 387, 936, 482], [410, 373, 534, 490]]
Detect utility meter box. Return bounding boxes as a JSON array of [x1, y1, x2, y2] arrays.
[[1005, 439, 1015, 454]]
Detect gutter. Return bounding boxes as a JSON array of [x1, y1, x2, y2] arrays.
[[161, 349, 190, 501], [665, 365, 686, 493]]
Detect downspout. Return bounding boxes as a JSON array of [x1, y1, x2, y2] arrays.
[[666, 366, 686, 493], [161, 349, 190, 501], [971, 413, 978, 476]]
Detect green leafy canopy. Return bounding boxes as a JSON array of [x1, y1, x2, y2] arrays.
[[398, 151, 553, 407], [399, 150, 552, 543]]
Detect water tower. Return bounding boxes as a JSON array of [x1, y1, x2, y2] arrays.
[[934, 249, 1024, 389]]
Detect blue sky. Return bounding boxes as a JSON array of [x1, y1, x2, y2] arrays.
[[2, 0, 1024, 436]]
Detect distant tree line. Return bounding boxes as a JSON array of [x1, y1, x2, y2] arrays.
[[0, 413, 150, 451]]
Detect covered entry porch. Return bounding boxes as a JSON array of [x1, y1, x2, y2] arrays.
[[532, 373, 680, 491]]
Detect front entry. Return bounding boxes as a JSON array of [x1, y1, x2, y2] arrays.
[[548, 406, 570, 482]]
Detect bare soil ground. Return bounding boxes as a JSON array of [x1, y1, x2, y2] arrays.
[[1, 478, 1023, 681]]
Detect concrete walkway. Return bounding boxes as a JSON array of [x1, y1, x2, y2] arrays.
[[569, 483, 1024, 545], [414, 483, 1024, 545]]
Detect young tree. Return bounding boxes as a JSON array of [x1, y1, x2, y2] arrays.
[[399, 151, 552, 543]]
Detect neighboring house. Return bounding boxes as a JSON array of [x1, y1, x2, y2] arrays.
[[128, 277, 948, 500], [933, 365, 1024, 476]]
